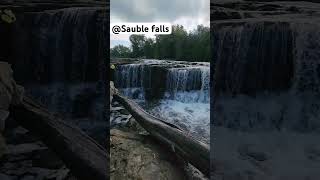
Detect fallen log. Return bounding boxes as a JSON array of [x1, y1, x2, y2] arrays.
[[114, 93, 210, 176], [10, 96, 108, 180]]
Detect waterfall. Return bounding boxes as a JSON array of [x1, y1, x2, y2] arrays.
[[114, 60, 210, 103], [166, 67, 210, 103], [291, 23, 320, 94], [8, 7, 107, 141], [11, 7, 105, 83], [200, 67, 210, 102], [113, 60, 210, 142], [166, 68, 201, 91], [114, 64, 146, 99], [213, 22, 320, 96], [212, 22, 294, 95], [114, 64, 145, 88], [212, 21, 320, 132]]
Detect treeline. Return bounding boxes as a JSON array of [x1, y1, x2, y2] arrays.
[[110, 25, 210, 62]]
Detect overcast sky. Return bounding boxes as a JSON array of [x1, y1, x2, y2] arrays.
[[110, 0, 210, 48]]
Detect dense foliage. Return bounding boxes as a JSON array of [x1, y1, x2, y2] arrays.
[[110, 25, 210, 62]]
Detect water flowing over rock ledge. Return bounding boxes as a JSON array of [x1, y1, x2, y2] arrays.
[[0, 1, 108, 179], [0, 2, 108, 142], [212, 1, 320, 132], [211, 2, 320, 180], [112, 59, 209, 101], [110, 88, 209, 180], [111, 59, 210, 143]]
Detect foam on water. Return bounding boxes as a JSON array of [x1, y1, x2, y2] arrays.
[[113, 59, 210, 143], [148, 92, 210, 143]]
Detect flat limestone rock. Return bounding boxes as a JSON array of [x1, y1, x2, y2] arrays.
[[110, 128, 186, 180]]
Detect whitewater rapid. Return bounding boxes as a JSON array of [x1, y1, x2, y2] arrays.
[[113, 59, 210, 143]]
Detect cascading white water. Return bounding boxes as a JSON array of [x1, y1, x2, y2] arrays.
[[113, 60, 210, 143], [212, 21, 320, 132], [165, 66, 210, 103], [157, 66, 210, 143], [14, 8, 107, 142], [114, 64, 146, 99], [114, 64, 145, 88], [114, 60, 210, 103]]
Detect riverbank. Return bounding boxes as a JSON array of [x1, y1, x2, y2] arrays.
[[110, 92, 208, 180], [111, 59, 210, 143]]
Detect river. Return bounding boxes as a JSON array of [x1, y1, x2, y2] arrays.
[[113, 59, 210, 144]]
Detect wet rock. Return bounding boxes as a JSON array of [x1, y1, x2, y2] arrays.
[[0, 125, 70, 179], [112, 101, 120, 106], [24, 167, 69, 180], [1, 160, 33, 176], [32, 150, 65, 169], [110, 106, 123, 112], [119, 108, 130, 115], [0, 136, 70, 180], [211, 7, 243, 20], [5, 142, 47, 156], [4, 126, 39, 145]]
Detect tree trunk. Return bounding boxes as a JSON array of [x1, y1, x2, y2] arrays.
[[10, 96, 108, 180], [114, 93, 210, 176]]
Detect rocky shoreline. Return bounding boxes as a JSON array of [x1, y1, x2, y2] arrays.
[[0, 1, 108, 179], [0, 123, 74, 180], [0, 62, 75, 179], [110, 89, 208, 180]]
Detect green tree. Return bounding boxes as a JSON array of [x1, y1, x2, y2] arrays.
[[112, 24, 210, 62], [129, 35, 146, 58], [172, 25, 188, 60], [185, 25, 210, 61], [144, 38, 155, 59], [110, 45, 131, 58]]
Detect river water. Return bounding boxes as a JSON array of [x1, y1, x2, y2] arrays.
[[113, 59, 210, 144]]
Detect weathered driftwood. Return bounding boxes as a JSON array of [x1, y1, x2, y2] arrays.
[[114, 93, 210, 176], [10, 96, 108, 180]]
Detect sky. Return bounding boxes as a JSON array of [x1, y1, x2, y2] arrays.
[[110, 0, 210, 48]]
